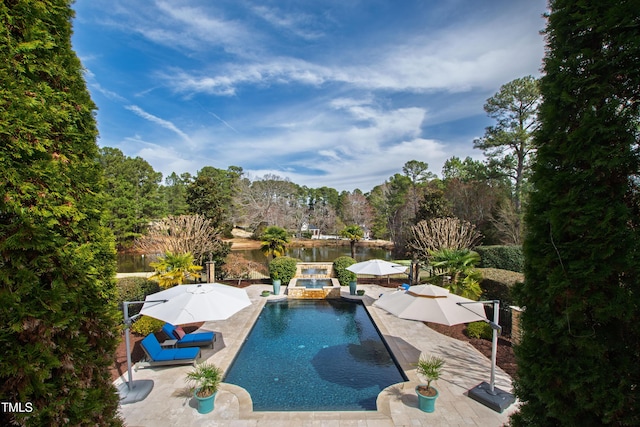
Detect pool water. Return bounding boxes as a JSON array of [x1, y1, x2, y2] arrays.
[[224, 299, 407, 411], [295, 278, 332, 288]]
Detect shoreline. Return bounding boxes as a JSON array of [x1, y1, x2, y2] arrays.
[[225, 237, 394, 251]]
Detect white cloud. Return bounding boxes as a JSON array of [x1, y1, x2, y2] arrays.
[[125, 105, 192, 143], [251, 5, 325, 40]]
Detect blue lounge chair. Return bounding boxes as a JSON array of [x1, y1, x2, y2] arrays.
[[140, 334, 200, 366], [162, 323, 215, 349]]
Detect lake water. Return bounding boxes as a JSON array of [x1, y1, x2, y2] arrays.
[[117, 246, 392, 273]]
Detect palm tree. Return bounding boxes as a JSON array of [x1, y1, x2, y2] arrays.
[[340, 225, 364, 259], [150, 251, 203, 288], [429, 248, 482, 300], [260, 226, 290, 259]]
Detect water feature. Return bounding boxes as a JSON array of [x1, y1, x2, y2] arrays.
[[295, 278, 333, 288], [223, 299, 407, 411]]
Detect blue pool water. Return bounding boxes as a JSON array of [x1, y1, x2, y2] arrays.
[[224, 299, 407, 411], [296, 278, 332, 288]]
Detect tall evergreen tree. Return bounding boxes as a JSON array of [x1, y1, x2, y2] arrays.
[[512, 1, 640, 425], [474, 76, 540, 213], [98, 147, 165, 248], [0, 1, 122, 426], [187, 166, 241, 233]]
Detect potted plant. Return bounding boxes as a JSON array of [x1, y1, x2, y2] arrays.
[[185, 362, 223, 414], [415, 354, 445, 413], [356, 289, 365, 296], [261, 290, 271, 297], [271, 271, 281, 295]]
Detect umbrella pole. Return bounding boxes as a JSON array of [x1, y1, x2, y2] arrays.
[[489, 301, 499, 394], [118, 300, 166, 403], [123, 302, 134, 391], [457, 300, 515, 412]]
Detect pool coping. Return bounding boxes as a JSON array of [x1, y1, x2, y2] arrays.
[[116, 284, 518, 426]]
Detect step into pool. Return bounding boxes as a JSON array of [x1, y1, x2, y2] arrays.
[[224, 299, 407, 411]]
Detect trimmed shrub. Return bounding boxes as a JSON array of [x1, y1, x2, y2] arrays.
[[475, 245, 523, 272], [477, 268, 524, 307], [333, 256, 357, 286], [116, 277, 161, 316], [131, 316, 165, 336], [268, 256, 298, 285], [466, 321, 493, 340]]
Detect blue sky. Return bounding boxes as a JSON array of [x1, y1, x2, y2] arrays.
[[71, 0, 547, 192]]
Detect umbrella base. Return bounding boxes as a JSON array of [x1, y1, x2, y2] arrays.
[[467, 381, 515, 413], [118, 380, 154, 404]]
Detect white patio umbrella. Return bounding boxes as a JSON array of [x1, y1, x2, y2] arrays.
[[373, 284, 515, 412], [120, 283, 251, 404], [140, 283, 251, 324], [346, 259, 407, 283], [373, 284, 486, 326]]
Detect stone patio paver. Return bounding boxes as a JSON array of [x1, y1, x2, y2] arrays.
[[116, 284, 518, 426]]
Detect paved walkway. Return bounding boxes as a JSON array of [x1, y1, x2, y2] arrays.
[[116, 285, 518, 426]]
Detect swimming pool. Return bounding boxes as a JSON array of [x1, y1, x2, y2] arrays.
[[224, 299, 407, 411]]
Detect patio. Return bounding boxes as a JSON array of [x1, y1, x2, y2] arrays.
[[116, 284, 518, 426]]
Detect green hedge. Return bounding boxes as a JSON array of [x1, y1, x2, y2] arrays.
[[333, 256, 357, 286], [116, 276, 161, 316], [475, 245, 523, 272], [268, 256, 299, 285], [477, 268, 524, 307]]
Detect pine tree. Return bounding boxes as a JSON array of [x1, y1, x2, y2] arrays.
[[0, 1, 122, 425], [512, 1, 640, 425]]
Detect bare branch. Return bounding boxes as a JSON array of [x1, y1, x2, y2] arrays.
[[135, 214, 228, 265], [410, 217, 482, 261]]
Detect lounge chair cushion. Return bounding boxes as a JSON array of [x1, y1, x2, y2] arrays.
[[174, 326, 186, 339], [162, 323, 215, 348], [141, 334, 200, 362]]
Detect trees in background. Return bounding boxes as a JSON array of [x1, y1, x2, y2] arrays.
[[340, 225, 364, 259], [0, 1, 121, 424], [474, 76, 540, 214], [187, 166, 242, 234], [161, 172, 192, 215], [99, 147, 165, 248], [512, 1, 640, 424], [234, 174, 306, 231], [135, 214, 230, 266], [340, 189, 373, 230]]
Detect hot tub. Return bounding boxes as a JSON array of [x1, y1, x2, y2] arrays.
[[287, 277, 341, 299], [296, 278, 333, 288]]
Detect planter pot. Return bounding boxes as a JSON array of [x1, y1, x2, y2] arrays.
[[415, 385, 438, 413], [356, 290, 365, 296], [349, 281, 357, 295], [261, 290, 271, 297], [194, 389, 217, 414], [272, 279, 281, 295]]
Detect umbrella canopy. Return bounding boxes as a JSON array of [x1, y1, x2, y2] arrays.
[[346, 259, 408, 276], [140, 283, 251, 325], [373, 284, 486, 326]]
